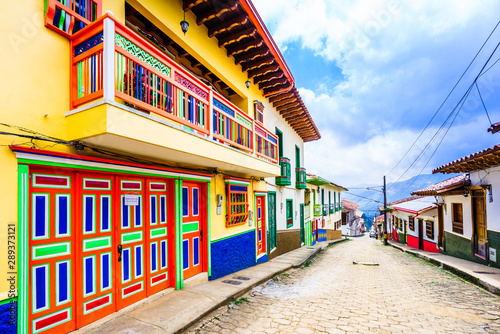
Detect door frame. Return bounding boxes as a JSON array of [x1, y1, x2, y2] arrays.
[[14, 147, 213, 333], [300, 203, 305, 244], [254, 191, 268, 260], [471, 188, 488, 258], [267, 191, 277, 252], [418, 219, 424, 250]]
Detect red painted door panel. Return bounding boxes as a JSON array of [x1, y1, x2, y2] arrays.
[[182, 182, 203, 280], [256, 195, 266, 256], [116, 176, 147, 309], [28, 169, 76, 334], [76, 173, 116, 328]]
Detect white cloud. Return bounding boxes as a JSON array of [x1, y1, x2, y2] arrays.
[[253, 0, 500, 187]]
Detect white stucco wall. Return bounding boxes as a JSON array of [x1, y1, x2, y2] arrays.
[[442, 194, 473, 239], [263, 95, 306, 232], [470, 166, 500, 232]]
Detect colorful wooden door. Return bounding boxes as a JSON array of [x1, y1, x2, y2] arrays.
[[182, 181, 203, 279], [256, 195, 266, 256], [267, 192, 276, 250], [76, 173, 116, 327], [146, 179, 173, 295], [300, 204, 305, 244], [116, 176, 147, 309], [28, 170, 76, 334], [473, 190, 487, 257]]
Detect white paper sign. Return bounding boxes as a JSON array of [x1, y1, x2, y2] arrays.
[[124, 195, 139, 206]]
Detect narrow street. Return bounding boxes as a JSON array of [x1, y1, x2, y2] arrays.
[[187, 236, 500, 334]]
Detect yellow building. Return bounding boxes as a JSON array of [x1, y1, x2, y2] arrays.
[[0, 0, 320, 333]]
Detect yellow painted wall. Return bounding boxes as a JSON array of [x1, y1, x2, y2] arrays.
[[0, 0, 285, 299]]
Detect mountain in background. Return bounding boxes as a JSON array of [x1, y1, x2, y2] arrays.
[[343, 173, 452, 230]]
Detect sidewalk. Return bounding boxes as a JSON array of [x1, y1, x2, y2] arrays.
[[388, 240, 500, 295], [73, 238, 347, 334]]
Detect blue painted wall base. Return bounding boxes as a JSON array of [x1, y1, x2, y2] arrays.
[[318, 229, 327, 242], [210, 230, 256, 280], [0, 299, 17, 334], [256, 254, 268, 264]]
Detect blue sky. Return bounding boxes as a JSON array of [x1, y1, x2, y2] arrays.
[[253, 0, 500, 187]]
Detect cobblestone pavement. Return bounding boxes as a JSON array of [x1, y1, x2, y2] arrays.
[[186, 236, 500, 334]]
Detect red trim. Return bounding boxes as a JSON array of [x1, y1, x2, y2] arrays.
[[392, 206, 419, 215], [123, 282, 142, 296], [239, 0, 294, 86], [34, 309, 70, 331], [423, 240, 438, 253], [85, 295, 111, 312], [10, 146, 213, 178], [152, 273, 167, 284], [407, 234, 419, 249]]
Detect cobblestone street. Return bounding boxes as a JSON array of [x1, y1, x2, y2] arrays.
[[187, 236, 500, 334]]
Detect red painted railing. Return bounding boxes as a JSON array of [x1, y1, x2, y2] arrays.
[[254, 124, 278, 164], [69, 14, 278, 164], [212, 91, 253, 154]]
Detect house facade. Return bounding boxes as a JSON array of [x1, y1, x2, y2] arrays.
[[341, 200, 363, 236], [304, 174, 346, 246], [426, 145, 500, 267], [387, 197, 438, 252], [0, 1, 321, 333]]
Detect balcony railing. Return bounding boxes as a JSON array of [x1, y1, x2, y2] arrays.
[[295, 167, 306, 189], [329, 203, 334, 214], [276, 157, 291, 186], [255, 124, 278, 164], [305, 204, 310, 220], [69, 15, 279, 164], [322, 204, 328, 216]]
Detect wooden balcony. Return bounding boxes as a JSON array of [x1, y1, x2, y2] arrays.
[[275, 157, 291, 186], [66, 14, 279, 176], [296, 167, 306, 189]]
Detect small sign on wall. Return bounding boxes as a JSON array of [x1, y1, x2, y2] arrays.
[[124, 195, 140, 206], [490, 248, 497, 262]]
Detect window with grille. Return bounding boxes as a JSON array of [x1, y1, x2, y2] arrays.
[[225, 178, 250, 227], [426, 220, 434, 239], [45, 0, 102, 38], [409, 217, 415, 231], [452, 203, 463, 234]]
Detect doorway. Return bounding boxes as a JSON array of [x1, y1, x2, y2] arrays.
[[472, 189, 487, 258]]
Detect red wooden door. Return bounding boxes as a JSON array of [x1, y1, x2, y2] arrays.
[[27, 169, 76, 334], [182, 182, 203, 279], [145, 179, 174, 295], [256, 195, 266, 256], [116, 176, 147, 309], [76, 173, 116, 327]]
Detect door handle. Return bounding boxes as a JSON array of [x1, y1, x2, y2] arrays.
[[117, 244, 122, 262], [200, 230, 203, 242]]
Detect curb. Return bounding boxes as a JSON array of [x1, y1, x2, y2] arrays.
[[389, 243, 500, 296]]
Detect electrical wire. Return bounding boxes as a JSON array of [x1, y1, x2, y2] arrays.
[[475, 81, 493, 125], [385, 19, 500, 177], [388, 40, 500, 189]]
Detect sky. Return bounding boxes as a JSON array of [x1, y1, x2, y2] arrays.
[[252, 0, 500, 188]]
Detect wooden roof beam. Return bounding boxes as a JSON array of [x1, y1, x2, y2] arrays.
[[242, 56, 275, 72], [197, 2, 239, 25], [218, 28, 256, 48], [272, 97, 296, 108], [208, 15, 248, 38], [277, 102, 300, 112], [227, 39, 263, 58], [235, 48, 269, 65], [253, 71, 284, 85], [264, 83, 292, 96], [259, 77, 288, 90], [268, 91, 294, 103], [248, 64, 280, 79], [184, 0, 207, 11]]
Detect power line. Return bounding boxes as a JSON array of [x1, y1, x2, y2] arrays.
[[385, 19, 500, 177], [344, 192, 383, 203], [476, 82, 492, 125]]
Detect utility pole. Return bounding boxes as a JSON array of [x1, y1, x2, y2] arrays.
[[383, 175, 388, 245]]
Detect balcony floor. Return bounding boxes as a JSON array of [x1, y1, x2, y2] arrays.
[[65, 101, 280, 178]]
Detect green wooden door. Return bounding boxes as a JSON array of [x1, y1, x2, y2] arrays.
[[268, 192, 277, 250], [300, 204, 305, 244]]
